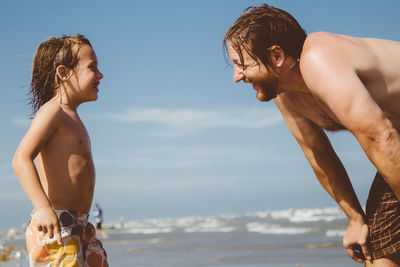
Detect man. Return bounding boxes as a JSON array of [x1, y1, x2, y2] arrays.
[[224, 4, 400, 266]]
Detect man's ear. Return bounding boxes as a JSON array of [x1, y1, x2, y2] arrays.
[[268, 45, 285, 68], [56, 65, 72, 81]]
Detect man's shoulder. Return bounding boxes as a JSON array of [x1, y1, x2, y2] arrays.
[[299, 32, 367, 86], [301, 32, 346, 62], [303, 32, 335, 49], [305, 31, 335, 41], [303, 32, 348, 48], [301, 32, 373, 63]]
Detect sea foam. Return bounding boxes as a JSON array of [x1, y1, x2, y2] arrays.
[[246, 222, 312, 235]]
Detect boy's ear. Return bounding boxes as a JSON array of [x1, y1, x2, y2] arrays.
[[56, 65, 71, 81]]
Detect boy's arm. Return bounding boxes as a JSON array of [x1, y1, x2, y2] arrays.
[[13, 103, 62, 244], [274, 97, 370, 263]]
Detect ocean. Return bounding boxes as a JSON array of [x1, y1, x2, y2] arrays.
[[0, 207, 360, 266]]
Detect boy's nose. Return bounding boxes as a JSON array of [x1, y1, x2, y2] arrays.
[[98, 70, 104, 80]]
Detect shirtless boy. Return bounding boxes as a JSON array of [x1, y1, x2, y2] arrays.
[[13, 34, 108, 266], [224, 4, 400, 266]]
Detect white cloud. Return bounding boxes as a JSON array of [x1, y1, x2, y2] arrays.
[[107, 107, 282, 135], [10, 117, 31, 127], [94, 144, 300, 171], [94, 144, 308, 193]]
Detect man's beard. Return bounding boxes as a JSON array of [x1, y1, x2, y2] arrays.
[[255, 76, 279, 102]]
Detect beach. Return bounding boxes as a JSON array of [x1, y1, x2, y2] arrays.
[[1, 207, 360, 266]]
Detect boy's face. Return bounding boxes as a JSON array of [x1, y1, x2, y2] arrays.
[[68, 44, 103, 103]]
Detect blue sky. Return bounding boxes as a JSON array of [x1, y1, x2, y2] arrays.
[[0, 0, 399, 229]]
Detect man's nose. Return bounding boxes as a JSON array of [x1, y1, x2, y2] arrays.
[[233, 66, 244, 83]]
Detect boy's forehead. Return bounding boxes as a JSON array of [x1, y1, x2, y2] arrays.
[[78, 44, 97, 62]]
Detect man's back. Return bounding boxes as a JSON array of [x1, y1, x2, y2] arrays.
[[299, 32, 400, 130]]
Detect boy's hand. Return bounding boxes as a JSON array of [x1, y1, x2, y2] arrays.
[[36, 207, 62, 245]]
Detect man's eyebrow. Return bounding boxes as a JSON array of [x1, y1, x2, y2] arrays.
[[232, 58, 243, 65]]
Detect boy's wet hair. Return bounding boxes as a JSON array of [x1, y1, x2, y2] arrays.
[[223, 4, 306, 70], [29, 34, 92, 115]]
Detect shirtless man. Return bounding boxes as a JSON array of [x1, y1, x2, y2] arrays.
[[224, 4, 400, 266]]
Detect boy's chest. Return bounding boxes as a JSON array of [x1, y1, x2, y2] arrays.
[[57, 117, 91, 151]]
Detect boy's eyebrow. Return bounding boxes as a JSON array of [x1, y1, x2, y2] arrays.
[[88, 59, 98, 65]]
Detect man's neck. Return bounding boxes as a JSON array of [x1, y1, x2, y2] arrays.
[[278, 66, 309, 94]]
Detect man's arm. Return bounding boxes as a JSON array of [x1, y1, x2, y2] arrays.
[[12, 103, 62, 243], [300, 33, 400, 200], [274, 97, 371, 262]]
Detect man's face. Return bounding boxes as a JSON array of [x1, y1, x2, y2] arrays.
[[228, 43, 279, 102]]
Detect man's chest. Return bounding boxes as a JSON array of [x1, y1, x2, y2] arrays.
[[279, 92, 346, 132]]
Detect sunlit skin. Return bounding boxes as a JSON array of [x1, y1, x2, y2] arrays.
[[12, 44, 103, 244], [228, 32, 400, 266]]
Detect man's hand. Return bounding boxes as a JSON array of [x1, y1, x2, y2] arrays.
[[36, 207, 62, 245], [343, 219, 371, 263]]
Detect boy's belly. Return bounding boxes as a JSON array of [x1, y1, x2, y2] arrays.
[[36, 153, 95, 213]]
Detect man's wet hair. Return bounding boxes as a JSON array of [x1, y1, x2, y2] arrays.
[[223, 4, 307, 70]]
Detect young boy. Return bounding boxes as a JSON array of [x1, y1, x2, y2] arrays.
[[12, 34, 108, 266]]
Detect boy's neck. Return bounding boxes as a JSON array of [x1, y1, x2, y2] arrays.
[[52, 91, 82, 111]]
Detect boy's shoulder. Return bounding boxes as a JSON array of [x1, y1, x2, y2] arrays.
[[33, 101, 68, 126], [35, 101, 64, 117]]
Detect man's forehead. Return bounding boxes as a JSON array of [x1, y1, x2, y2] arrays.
[[227, 44, 239, 59], [228, 43, 253, 62]]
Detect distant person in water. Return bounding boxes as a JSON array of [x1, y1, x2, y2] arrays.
[[224, 4, 400, 266], [119, 216, 125, 229], [13, 34, 108, 266], [93, 203, 103, 230], [93, 203, 107, 239]]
